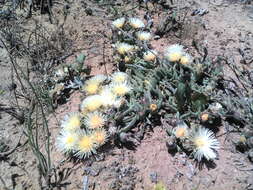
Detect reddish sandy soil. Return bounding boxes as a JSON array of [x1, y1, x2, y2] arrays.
[[0, 0, 253, 189]]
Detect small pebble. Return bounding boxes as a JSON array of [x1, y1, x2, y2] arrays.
[[149, 172, 158, 183]]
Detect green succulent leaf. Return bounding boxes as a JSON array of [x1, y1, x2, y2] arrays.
[[175, 82, 186, 111], [175, 82, 192, 112], [76, 53, 86, 64], [0, 89, 5, 96], [191, 92, 208, 112]]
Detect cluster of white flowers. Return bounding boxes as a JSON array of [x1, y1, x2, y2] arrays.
[[112, 17, 158, 64], [172, 122, 219, 162], [164, 44, 193, 64], [112, 17, 145, 29], [112, 17, 195, 66], [56, 16, 209, 162], [190, 127, 219, 161], [56, 72, 132, 159]]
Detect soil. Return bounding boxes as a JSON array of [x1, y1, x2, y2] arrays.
[[0, 0, 253, 190]]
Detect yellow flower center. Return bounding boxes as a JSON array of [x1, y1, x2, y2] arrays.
[[112, 18, 125, 28], [79, 136, 93, 151], [114, 76, 126, 83], [113, 85, 128, 96], [149, 104, 157, 111], [131, 23, 139, 28], [90, 115, 104, 129], [93, 132, 106, 145], [66, 116, 80, 130], [118, 47, 126, 55], [124, 56, 131, 63], [117, 45, 133, 55], [84, 83, 99, 95], [66, 136, 74, 145], [201, 113, 209, 122], [195, 137, 207, 148], [114, 22, 124, 28], [86, 100, 102, 112], [129, 20, 144, 29], [144, 53, 156, 62], [175, 128, 186, 138], [239, 135, 247, 143], [144, 80, 151, 86], [180, 56, 189, 64], [168, 52, 182, 62], [137, 33, 151, 41]]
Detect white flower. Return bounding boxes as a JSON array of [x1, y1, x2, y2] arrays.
[[129, 18, 145, 28], [84, 112, 106, 129], [111, 82, 132, 96], [99, 86, 117, 107], [112, 17, 125, 28], [99, 86, 125, 108], [115, 42, 134, 55], [172, 121, 189, 139], [91, 129, 108, 146], [75, 130, 97, 159], [80, 95, 104, 113], [124, 56, 132, 63], [82, 75, 107, 95], [190, 127, 219, 162], [56, 130, 78, 153], [143, 50, 157, 62], [164, 44, 184, 62], [166, 44, 184, 53], [180, 53, 192, 65], [82, 81, 100, 95], [136, 31, 152, 41], [111, 72, 128, 83], [61, 113, 81, 132]]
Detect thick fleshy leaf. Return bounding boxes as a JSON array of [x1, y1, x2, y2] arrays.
[[76, 53, 86, 64], [191, 92, 208, 112]]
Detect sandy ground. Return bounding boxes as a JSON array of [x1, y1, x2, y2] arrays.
[[0, 0, 253, 189]]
